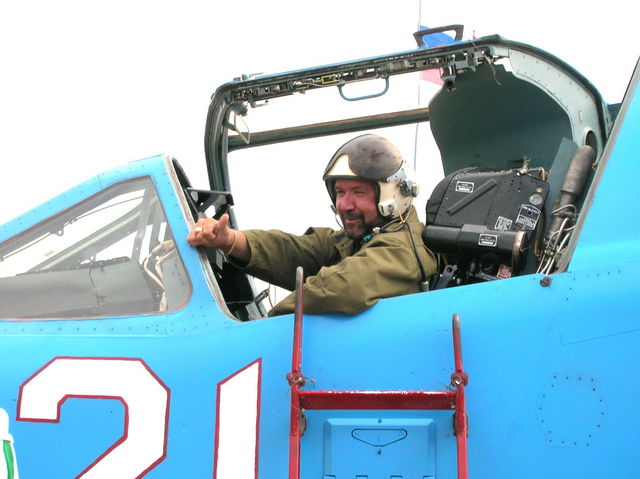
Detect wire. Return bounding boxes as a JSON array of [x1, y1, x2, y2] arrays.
[[551, 204, 577, 216], [404, 221, 429, 290]]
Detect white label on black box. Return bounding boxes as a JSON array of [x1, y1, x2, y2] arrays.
[[479, 234, 498, 247], [495, 216, 513, 231], [516, 205, 542, 230], [455, 181, 474, 193]]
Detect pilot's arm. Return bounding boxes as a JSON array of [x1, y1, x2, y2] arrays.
[[267, 232, 435, 316], [188, 218, 436, 317]]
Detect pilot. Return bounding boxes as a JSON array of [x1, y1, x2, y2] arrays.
[[187, 134, 437, 316]]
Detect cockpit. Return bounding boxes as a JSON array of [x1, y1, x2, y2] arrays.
[[194, 27, 613, 319]]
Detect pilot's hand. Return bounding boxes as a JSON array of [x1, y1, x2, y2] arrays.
[[187, 214, 235, 252]]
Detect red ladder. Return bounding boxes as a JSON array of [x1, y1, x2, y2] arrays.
[[286, 267, 469, 479]]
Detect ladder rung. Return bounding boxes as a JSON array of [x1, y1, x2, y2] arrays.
[[299, 389, 456, 410]]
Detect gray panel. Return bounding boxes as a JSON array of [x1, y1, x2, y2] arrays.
[[430, 63, 572, 175]]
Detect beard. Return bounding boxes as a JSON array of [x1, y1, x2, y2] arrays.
[[340, 212, 384, 240]]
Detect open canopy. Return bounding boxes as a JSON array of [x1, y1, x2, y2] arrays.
[[204, 31, 612, 192]]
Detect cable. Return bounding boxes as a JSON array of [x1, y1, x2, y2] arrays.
[[404, 221, 430, 291]]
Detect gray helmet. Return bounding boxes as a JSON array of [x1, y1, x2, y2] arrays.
[[323, 134, 419, 219]]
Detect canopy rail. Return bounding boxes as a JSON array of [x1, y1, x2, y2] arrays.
[[227, 107, 430, 151], [227, 43, 493, 106]]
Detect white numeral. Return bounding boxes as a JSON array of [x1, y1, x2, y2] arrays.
[[18, 357, 169, 479], [214, 359, 261, 479]]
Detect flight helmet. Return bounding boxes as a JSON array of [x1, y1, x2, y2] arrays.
[[323, 134, 419, 219]]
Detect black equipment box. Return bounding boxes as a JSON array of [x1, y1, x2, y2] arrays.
[[426, 168, 549, 234]]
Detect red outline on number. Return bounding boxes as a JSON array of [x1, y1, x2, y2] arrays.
[[16, 356, 171, 479], [213, 358, 262, 479], [72, 395, 129, 478]]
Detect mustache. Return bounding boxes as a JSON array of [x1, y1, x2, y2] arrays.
[[341, 212, 364, 221]]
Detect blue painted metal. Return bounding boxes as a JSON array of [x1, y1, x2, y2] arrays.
[[0, 44, 639, 479], [323, 418, 435, 478], [570, 65, 640, 271]]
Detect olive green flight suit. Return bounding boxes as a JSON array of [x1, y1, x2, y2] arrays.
[[238, 206, 437, 316]]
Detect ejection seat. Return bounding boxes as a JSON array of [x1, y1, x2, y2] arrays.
[[421, 54, 604, 287], [423, 165, 549, 289]]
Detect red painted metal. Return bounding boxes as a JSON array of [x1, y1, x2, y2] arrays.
[[286, 273, 469, 479], [299, 389, 456, 410], [452, 313, 469, 479], [287, 267, 305, 479]]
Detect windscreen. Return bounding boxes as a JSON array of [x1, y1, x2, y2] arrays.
[[0, 177, 191, 319]]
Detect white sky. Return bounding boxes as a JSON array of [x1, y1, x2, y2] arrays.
[[0, 0, 637, 226]]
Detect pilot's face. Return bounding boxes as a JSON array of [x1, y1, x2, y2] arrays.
[[334, 179, 385, 239]]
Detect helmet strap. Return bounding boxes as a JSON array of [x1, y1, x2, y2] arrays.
[[331, 205, 344, 230]]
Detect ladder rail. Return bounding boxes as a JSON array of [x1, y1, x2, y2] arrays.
[[452, 313, 469, 479], [286, 267, 469, 479], [286, 267, 305, 479]]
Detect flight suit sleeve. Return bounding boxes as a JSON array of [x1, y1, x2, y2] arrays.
[[238, 228, 339, 291], [268, 231, 437, 316]]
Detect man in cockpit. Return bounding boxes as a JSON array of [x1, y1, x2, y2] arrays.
[[187, 134, 437, 316]]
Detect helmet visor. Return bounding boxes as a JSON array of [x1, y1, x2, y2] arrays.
[[323, 134, 403, 182]]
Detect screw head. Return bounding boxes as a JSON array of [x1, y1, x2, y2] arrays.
[[540, 276, 552, 287]]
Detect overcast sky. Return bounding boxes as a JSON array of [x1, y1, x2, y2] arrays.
[[0, 0, 637, 226]]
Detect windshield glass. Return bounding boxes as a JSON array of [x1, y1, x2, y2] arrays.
[[0, 177, 191, 319]]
